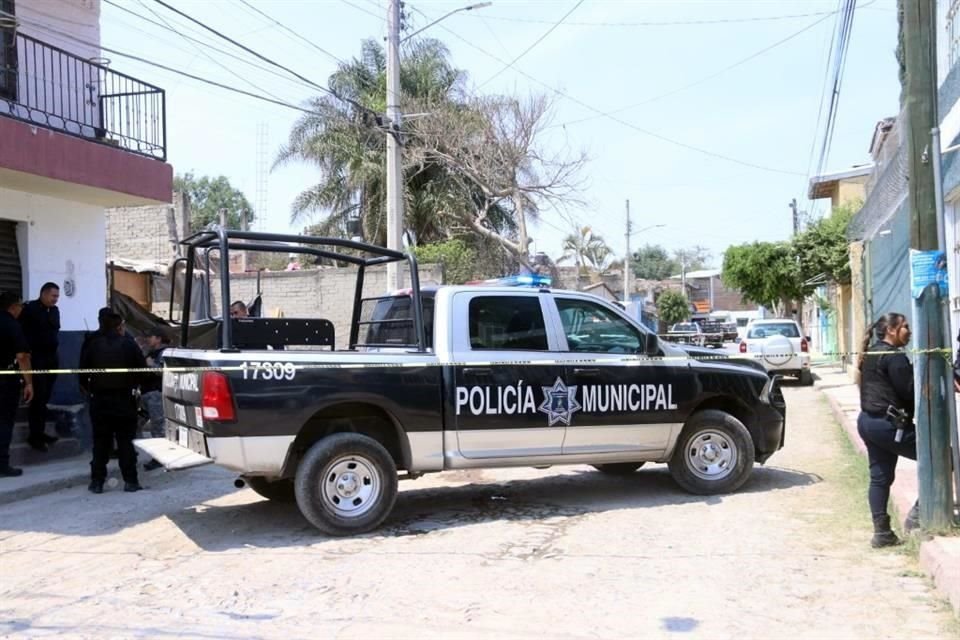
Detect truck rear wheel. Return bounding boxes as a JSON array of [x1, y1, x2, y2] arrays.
[[668, 410, 755, 495], [245, 476, 295, 503], [591, 462, 645, 475], [294, 433, 398, 536]]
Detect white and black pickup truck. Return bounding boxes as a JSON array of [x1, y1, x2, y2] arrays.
[[138, 230, 786, 536]]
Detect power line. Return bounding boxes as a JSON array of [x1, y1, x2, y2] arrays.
[[476, 0, 585, 89], [339, 0, 386, 22], [15, 17, 323, 117], [101, 0, 320, 95], [465, 9, 844, 28], [150, 0, 374, 116], [135, 0, 287, 103], [551, 11, 837, 129], [412, 7, 804, 177], [235, 0, 349, 66]]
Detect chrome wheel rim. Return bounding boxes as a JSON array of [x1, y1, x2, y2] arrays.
[[320, 455, 381, 518], [685, 430, 737, 481]]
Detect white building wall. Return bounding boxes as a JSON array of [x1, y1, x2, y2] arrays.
[[1, 185, 105, 331], [16, 0, 101, 57]]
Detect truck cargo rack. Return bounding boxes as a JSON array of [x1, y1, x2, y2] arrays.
[[177, 227, 427, 353]]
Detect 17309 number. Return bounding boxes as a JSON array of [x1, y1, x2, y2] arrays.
[[240, 361, 297, 381]]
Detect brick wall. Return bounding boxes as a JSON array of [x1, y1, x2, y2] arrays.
[[206, 263, 444, 349], [106, 191, 186, 264]]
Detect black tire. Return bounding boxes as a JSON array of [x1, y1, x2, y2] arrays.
[[244, 476, 296, 503], [591, 462, 646, 475], [294, 433, 398, 536], [668, 410, 755, 495], [799, 369, 814, 386]]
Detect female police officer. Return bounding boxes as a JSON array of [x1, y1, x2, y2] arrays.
[[857, 312, 918, 548]]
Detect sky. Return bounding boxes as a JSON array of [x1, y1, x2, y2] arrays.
[[86, 0, 900, 270]]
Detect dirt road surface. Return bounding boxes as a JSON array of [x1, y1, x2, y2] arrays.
[[0, 385, 955, 639]]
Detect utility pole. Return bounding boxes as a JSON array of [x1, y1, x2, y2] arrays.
[[241, 208, 249, 273], [904, 0, 954, 530], [623, 199, 631, 305], [789, 198, 800, 235], [385, 0, 404, 292]]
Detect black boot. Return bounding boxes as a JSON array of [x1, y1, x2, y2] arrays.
[[904, 501, 920, 533], [88, 480, 104, 494], [871, 514, 901, 548]]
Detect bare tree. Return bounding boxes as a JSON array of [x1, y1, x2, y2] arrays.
[[410, 93, 587, 267]]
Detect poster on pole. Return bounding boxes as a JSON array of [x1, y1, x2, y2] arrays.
[[909, 249, 949, 299]]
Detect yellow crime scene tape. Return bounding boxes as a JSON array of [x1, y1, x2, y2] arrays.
[[0, 346, 954, 376]]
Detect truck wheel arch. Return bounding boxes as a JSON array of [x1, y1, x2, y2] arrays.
[[280, 401, 411, 478], [686, 395, 761, 453]]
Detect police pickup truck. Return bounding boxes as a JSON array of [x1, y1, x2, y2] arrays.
[[138, 230, 785, 536]]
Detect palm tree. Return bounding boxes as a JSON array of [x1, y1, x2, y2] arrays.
[[274, 39, 466, 245], [559, 226, 612, 273]]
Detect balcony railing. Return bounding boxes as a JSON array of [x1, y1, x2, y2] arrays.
[[0, 32, 166, 161]]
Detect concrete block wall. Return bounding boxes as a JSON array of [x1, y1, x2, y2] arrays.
[[208, 263, 443, 349], [106, 191, 185, 264]]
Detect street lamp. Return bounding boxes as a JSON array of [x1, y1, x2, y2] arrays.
[[385, 1, 492, 291], [401, 3, 492, 43], [623, 211, 666, 305]]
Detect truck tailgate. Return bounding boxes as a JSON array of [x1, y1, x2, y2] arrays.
[[132, 437, 212, 470]]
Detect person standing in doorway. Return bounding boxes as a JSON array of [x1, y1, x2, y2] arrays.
[[19, 282, 60, 452], [0, 292, 33, 477]]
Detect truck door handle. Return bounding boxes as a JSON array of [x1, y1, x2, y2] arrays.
[[463, 367, 493, 376], [574, 367, 600, 376]]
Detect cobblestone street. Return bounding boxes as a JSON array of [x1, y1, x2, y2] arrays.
[[0, 384, 955, 639]]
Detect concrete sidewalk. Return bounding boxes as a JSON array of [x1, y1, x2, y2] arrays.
[[0, 455, 90, 507], [815, 364, 960, 618]]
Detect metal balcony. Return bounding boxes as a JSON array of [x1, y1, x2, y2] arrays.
[[0, 31, 166, 161]]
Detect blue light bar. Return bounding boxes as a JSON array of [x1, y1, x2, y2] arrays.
[[477, 274, 552, 288]]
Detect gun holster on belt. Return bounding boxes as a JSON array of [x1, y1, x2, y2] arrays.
[[885, 405, 912, 443]]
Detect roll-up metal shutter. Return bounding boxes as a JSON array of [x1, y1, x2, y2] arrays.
[[0, 220, 23, 298]]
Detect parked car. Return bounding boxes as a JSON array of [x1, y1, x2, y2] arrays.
[[666, 322, 705, 346], [699, 321, 725, 348], [738, 319, 813, 385], [722, 322, 739, 342]]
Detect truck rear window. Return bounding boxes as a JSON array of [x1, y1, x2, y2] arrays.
[[357, 296, 434, 348]]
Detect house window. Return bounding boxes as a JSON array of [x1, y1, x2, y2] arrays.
[[0, 220, 22, 299], [0, 0, 14, 101]]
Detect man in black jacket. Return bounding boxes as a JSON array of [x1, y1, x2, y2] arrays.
[[857, 312, 917, 548], [80, 311, 148, 494], [19, 282, 60, 451], [0, 292, 33, 477]]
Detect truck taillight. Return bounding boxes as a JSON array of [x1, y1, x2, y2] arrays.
[[201, 372, 235, 421], [739, 341, 747, 354], [801, 339, 809, 353]]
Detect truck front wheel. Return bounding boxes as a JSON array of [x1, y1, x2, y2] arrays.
[[668, 410, 755, 495], [294, 433, 399, 536]]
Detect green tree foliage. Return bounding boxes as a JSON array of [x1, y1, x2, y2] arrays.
[[674, 245, 712, 272], [793, 200, 858, 285], [722, 241, 806, 309], [632, 244, 678, 280], [413, 239, 477, 284], [174, 172, 254, 232], [656, 290, 691, 326]]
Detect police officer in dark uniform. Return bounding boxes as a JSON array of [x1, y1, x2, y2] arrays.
[[19, 282, 60, 452], [0, 292, 34, 477], [79, 311, 148, 493], [856, 312, 917, 548]]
